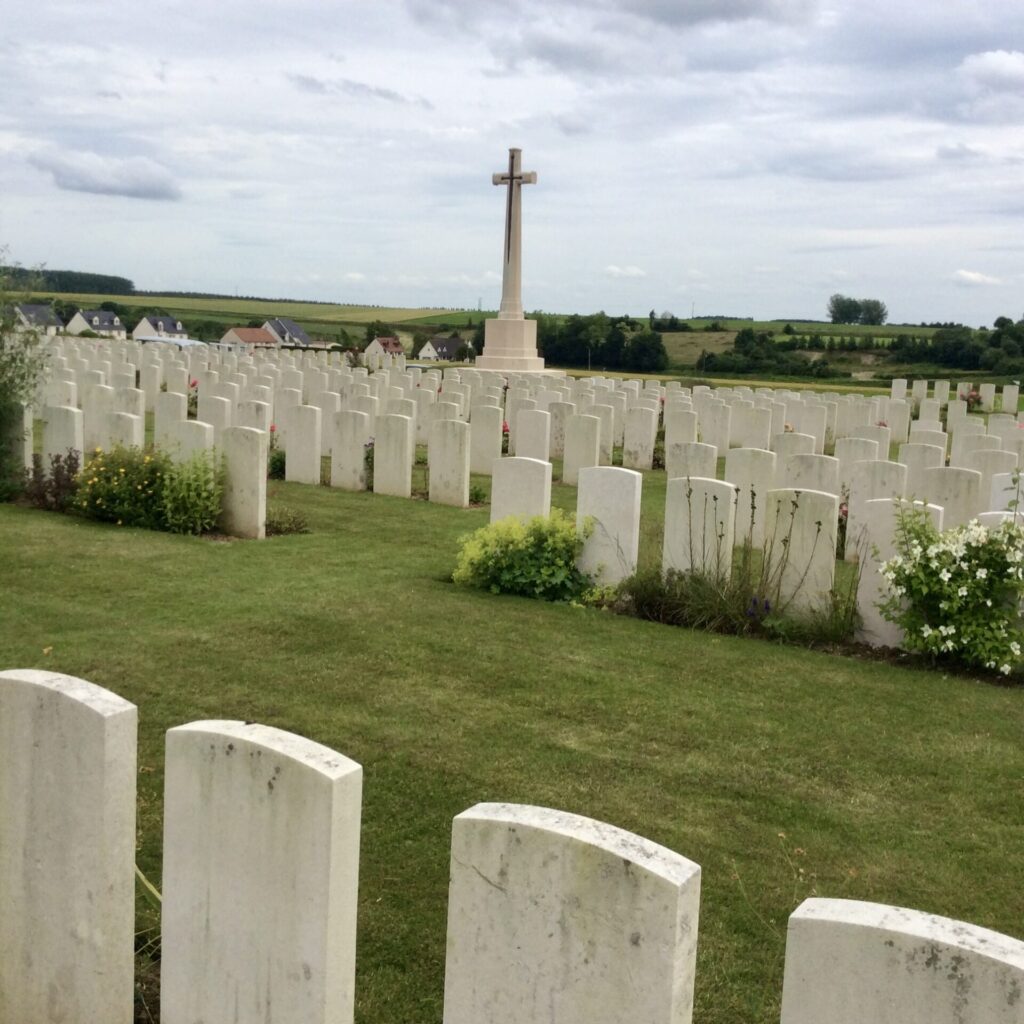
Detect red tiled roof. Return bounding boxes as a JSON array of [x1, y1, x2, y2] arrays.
[[225, 327, 277, 345]]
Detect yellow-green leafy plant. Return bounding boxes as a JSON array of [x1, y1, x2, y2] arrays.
[[160, 449, 224, 535], [453, 509, 594, 601]]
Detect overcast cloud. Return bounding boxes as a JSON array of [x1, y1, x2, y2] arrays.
[[1, 0, 1022, 325]]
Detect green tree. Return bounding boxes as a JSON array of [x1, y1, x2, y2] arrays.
[[859, 298, 888, 325], [364, 320, 391, 347], [828, 294, 862, 324], [1, 255, 48, 499], [410, 329, 431, 357]]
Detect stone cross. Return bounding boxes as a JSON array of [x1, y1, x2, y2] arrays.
[[492, 147, 536, 321]]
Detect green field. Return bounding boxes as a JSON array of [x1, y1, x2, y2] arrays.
[[2, 458, 1022, 1024]]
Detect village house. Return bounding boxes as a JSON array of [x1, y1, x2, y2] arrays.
[[363, 335, 405, 360], [263, 317, 310, 346], [14, 304, 63, 336], [65, 309, 128, 339], [219, 326, 279, 348], [132, 314, 187, 341], [420, 336, 472, 362]]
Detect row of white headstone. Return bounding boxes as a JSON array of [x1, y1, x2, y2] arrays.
[[23, 341, 1024, 634], [2, 668, 1022, 1024]]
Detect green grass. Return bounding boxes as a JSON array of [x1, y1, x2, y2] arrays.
[[2, 466, 1023, 1024], [29, 291, 461, 327]]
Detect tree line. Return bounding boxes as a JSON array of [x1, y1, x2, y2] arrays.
[[533, 313, 669, 373], [2, 267, 134, 295]]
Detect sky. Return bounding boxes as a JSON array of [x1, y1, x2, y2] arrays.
[[1, 0, 1022, 326]]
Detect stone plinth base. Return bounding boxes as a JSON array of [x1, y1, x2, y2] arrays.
[[476, 318, 545, 372]]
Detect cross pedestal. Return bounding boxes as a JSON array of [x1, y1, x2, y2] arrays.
[[476, 147, 546, 373]]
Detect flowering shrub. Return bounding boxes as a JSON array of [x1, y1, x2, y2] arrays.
[[879, 509, 1024, 675], [188, 378, 199, 418], [77, 445, 224, 534], [965, 389, 982, 411], [78, 446, 171, 529], [453, 509, 594, 601], [501, 420, 510, 455]]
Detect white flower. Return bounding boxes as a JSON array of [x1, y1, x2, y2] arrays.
[[1011, 641, 1021, 657], [958, 586, 968, 597], [976, 568, 988, 579], [921, 625, 933, 638], [1001, 664, 1012, 675], [939, 568, 952, 582], [986, 599, 993, 607]]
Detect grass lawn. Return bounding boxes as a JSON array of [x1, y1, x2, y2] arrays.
[[2, 469, 1023, 1024]]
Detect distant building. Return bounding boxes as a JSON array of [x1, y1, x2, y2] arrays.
[[364, 335, 405, 360], [263, 318, 310, 346], [430, 337, 472, 362], [66, 309, 127, 339], [132, 315, 186, 341], [220, 326, 279, 348], [14, 304, 63, 335]]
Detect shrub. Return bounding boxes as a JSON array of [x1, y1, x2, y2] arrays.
[[453, 509, 594, 601], [25, 449, 81, 512], [879, 510, 1024, 676], [364, 439, 374, 489], [268, 447, 286, 479], [77, 446, 171, 529], [469, 482, 487, 505], [266, 505, 310, 536], [161, 449, 224, 535]]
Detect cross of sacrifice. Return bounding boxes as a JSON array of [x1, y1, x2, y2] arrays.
[[492, 147, 537, 321]]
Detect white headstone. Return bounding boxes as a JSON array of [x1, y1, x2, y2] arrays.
[[764, 488, 838, 616], [725, 447, 777, 548], [284, 403, 322, 485], [443, 803, 700, 1024], [220, 426, 267, 539], [491, 457, 552, 523], [330, 409, 372, 491], [576, 466, 642, 584], [374, 413, 414, 497], [429, 418, 471, 507], [780, 897, 1024, 1024], [161, 721, 362, 1024], [623, 406, 658, 471], [516, 408, 552, 462], [0, 670, 136, 1024], [470, 404, 504, 476], [41, 403, 84, 464], [663, 476, 737, 577], [666, 441, 718, 481]]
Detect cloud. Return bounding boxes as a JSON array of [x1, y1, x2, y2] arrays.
[[29, 150, 182, 200], [958, 49, 1024, 92], [286, 73, 432, 108], [607, 0, 818, 27], [936, 142, 983, 161], [605, 264, 647, 278], [343, 272, 367, 282], [953, 269, 1002, 287]]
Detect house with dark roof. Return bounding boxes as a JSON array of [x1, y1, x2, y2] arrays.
[[66, 309, 127, 339], [220, 326, 278, 348], [263, 317, 310, 346], [430, 336, 472, 362], [132, 315, 186, 341], [14, 304, 63, 335]]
